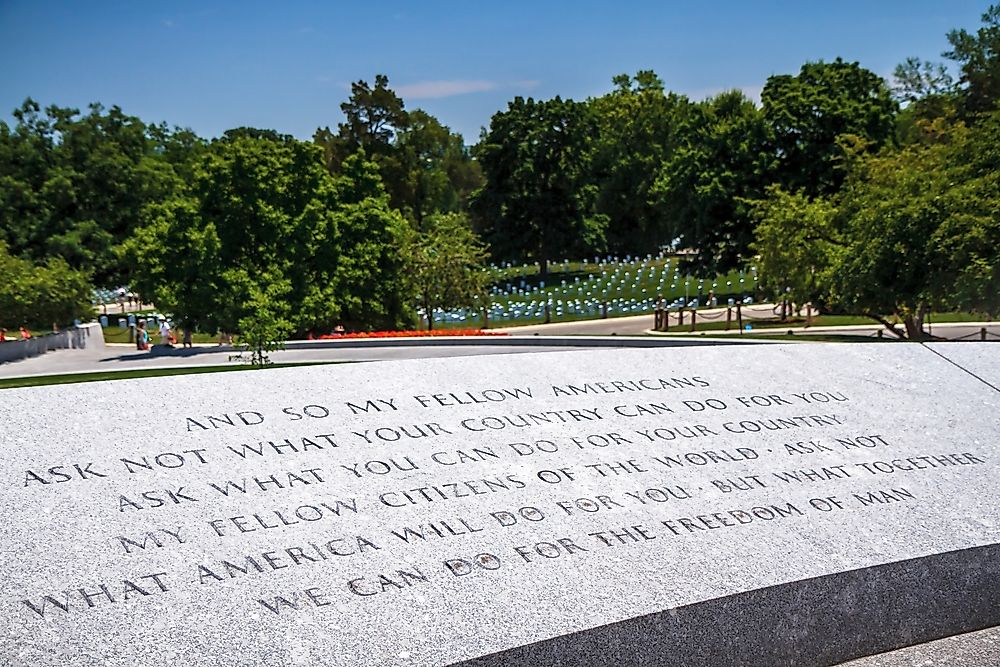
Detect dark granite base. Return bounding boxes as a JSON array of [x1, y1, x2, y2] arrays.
[[456, 543, 1000, 667]]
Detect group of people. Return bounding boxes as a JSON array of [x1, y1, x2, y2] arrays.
[[135, 320, 193, 351], [0, 326, 33, 342]]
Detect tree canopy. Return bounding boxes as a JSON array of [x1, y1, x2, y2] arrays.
[[945, 4, 1000, 117], [0, 100, 191, 286], [404, 213, 490, 330], [654, 89, 774, 272], [472, 95, 607, 276], [0, 241, 93, 329], [3, 6, 998, 339], [125, 134, 412, 337], [762, 58, 898, 196]]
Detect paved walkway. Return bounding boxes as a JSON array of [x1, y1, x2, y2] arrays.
[[0, 332, 776, 380], [837, 625, 1000, 666], [2, 305, 996, 380], [0, 342, 578, 379]]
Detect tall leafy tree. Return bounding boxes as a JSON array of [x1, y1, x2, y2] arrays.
[[0, 99, 188, 286], [314, 74, 408, 171], [125, 133, 411, 339], [0, 241, 93, 329], [892, 57, 956, 104], [892, 59, 958, 143], [930, 109, 1000, 315], [589, 70, 687, 254], [316, 77, 481, 226], [652, 90, 774, 272], [329, 151, 414, 331], [384, 110, 483, 228], [472, 96, 606, 276], [944, 4, 1000, 117], [404, 213, 490, 330], [762, 59, 897, 196], [750, 186, 838, 310], [752, 116, 1000, 338]]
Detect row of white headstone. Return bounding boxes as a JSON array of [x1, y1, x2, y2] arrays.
[[429, 256, 758, 325]]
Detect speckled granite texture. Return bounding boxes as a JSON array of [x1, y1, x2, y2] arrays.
[[1, 343, 998, 666], [926, 342, 1000, 390]]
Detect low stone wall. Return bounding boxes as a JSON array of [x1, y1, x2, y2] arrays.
[[0, 322, 104, 365]]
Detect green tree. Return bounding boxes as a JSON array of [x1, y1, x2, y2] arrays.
[[892, 57, 958, 140], [893, 57, 956, 104], [314, 74, 408, 171], [930, 110, 1000, 315], [330, 152, 414, 331], [472, 96, 607, 276], [749, 186, 838, 310], [589, 71, 687, 254], [227, 270, 293, 367], [386, 110, 483, 228], [829, 134, 957, 338], [944, 4, 1000, 117], [315, 77, 481, 227], [0, 99, 189, 286], [0, 242, 93, 329], [125, 133, 411, 344], [652, 90, 774, 271], [404, 213, 489, 330], [752, 117, 1000, 338], [762, 59, 897, 196]]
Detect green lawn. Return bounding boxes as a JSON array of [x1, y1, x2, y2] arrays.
[[435, 256, 757, 329], [0, 361, 349, 390]]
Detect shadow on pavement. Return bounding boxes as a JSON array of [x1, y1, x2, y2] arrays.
[[99, 345, 237, 364]]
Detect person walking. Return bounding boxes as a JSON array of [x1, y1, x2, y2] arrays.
[[159, 319, 173, 347], [138, 321, 152, 350]]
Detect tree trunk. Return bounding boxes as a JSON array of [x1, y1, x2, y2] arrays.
[[539, 257, 548, 279], [865, 313, 906, 339], [902, 305, 928, 340]]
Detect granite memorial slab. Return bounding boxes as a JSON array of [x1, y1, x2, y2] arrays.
[[926, 341, 1000, 391], [1, 343, 998, 666]]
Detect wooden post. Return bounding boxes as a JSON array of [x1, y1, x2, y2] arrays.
[[689, 309, 696, 332], [678, 309, 685, 326], [664, 310, 670, 331], [982, 327, 987, 341], [736, 303, 743, 333], [601, 302, 608, 319], [726, 307, 732, 331], [544, 303, 551, 324], [482, 307, 489, 330]]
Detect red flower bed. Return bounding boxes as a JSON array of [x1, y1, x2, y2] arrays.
[[310, 329, 507, 340]]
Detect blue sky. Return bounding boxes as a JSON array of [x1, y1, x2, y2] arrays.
[[0, 1, 990, 142]]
